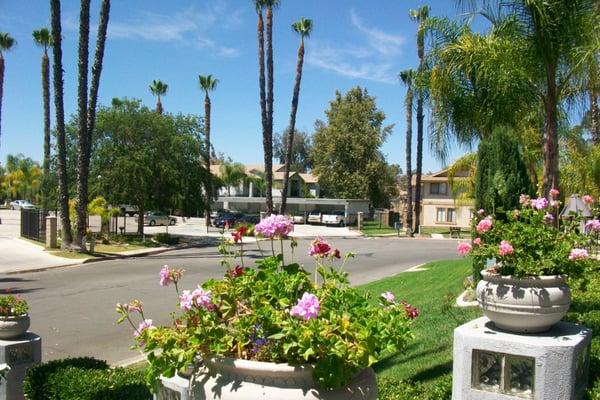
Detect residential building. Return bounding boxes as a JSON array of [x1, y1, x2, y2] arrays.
[[410, 169, 474, 230]]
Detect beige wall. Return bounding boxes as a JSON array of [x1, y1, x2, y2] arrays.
[[420, 182, 473, 228]]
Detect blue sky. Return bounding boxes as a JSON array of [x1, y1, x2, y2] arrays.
[[1, 0, 471, 173]]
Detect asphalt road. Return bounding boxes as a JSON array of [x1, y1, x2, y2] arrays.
[[2, 237, 460, 365]]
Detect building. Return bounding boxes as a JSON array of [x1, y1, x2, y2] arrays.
[[410, 168, 474, 230], [210, 164, 320, 199], [210, 164, 369, 220]]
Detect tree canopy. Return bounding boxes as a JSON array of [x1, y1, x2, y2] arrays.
[[274, 128, 313, 173], [312, 87, 397, 207]]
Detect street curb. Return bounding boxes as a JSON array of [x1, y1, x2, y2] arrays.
[[4, 244, 197, 275]]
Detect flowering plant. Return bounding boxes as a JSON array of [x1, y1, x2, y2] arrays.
[[460, 193, 597, 277], [117, 215, 416, 390], [0, 295, 29, 317]]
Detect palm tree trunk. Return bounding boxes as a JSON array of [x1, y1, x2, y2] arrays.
[[87, 0, 110, 138], [156, 98, 163, 114], [204, 93, 212, 228], [51, 0, 73, 248], [42, 52, 51, 211], [137, 205, 144, 236], [264, 4, 274, 214], [257, 9, 272, 214], [280, 39, 305, 214], [414, 95, 424, 234], [542, 90, 559, 198], [591, 90, 599, 145], [0, 55, 4, 153], [405, 90, 413, 236]]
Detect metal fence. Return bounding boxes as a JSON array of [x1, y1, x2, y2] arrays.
[[21, 209, 47, 243]]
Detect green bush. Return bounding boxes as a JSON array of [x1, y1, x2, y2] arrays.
[[23, 357, 149, 400], [23, 357, 108, 400], [154, 233, 179, 245], [378, 374, 452, 400], [587, 378, 600, 400]]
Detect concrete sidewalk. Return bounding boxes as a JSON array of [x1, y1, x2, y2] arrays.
[[0, 238, 85, 273]]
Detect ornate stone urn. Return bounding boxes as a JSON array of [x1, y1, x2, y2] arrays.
[[0, 314, 30, 340], [476, 270, 571, 333], [189, 357, 377, 400]]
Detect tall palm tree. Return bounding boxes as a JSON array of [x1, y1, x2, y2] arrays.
[[75, 0, 110, 249], [50, 0, 72, 248], [199, 74, 219, 228], [220, 162, 246, 196], [410, 5, 429, 234], [399, 69, 415, 236], [280, 17, 312, 214], [589, 60, 599, 145], [149, 79, 168, 114], [0, 32, 16, 153], [33, 28, 52, 210]]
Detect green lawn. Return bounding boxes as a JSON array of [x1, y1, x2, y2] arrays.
[[361, 220, 400, 236], [359, 259, 480, 386], [419, 226, 469, 239]]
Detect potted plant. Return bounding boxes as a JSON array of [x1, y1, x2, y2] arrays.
[[117, 215, 418, 399], [458, 192, 597, 333], [0, 295, 30, 339]]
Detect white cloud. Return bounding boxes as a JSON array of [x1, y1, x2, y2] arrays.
[[306, 11, 405, 84]]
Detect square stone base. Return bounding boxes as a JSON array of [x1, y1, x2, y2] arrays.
[[0, 333, 42, 400], [453, 317, 591, 400]]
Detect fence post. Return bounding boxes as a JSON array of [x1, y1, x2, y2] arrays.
[[357, 212, 363, 232], [46, 216, 58, 248]]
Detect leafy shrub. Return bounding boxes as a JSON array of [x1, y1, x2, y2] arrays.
[[378, 375, 452, 400], [0, 295, 28, 316], [44, 367, 149, 400], [587, 378, 600, 400], [154, 233, 179, 245], [23, 357, 108, 400]]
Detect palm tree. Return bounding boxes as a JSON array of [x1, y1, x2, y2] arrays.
[[50, 0, 73, 248], [280, 17, 312, 214], [75, 0, 110, 250], [199, 74, 219, 228], [33, 28, 53, 210], [399, 69, 415, 236], [220, 162, 246, 196], [0, 32, 16, 153], [149, 79, 168, 114], [409, 5, 429, 234]]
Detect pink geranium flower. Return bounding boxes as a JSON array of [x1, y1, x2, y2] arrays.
[[179, 290, 194, 311], [586, 219, 600, 232], [519, 194, 530, 206], [531, 197, 549, 210], [569, 248, 589, 261], [254, 214, 294, 238], [498, 240, 514, 256], [476, 217, 493, 234], [544, 213, 554, 224], [134, 319, 155, 338], [473, 237, 481, 246], [477, 209, 485, 215], [457, 242, 472, 255], [159, 265, 183, 287], [290, 292, 320, 321], [308, 237, 331, 257], [583, 195, 594, 205], [192, 287, 212, 309], [550, 188, 560, 198], [381, 291, 395, 304]]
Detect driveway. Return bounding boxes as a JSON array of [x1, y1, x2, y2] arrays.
[[5, 237, 461, 365]]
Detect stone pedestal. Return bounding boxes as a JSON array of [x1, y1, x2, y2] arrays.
[[452, 317, 591, 400], [155, 374, 190, 400], [0, 333, 42, 400], [45, 216, 57, 248]]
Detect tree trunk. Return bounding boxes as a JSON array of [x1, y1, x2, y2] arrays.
[[414, 95, 424, 234], [542, 61, 559, 198], [0, 56, 4, 153], [264, 5, 274, 214], [42, 52, 51, 211], [405, 89, 413, 236], [280, 39, 305, 215], [87, 0, 109, 142], [137, 205, 144, 236], [75, 0, 91, 250], [51, 0, 73, 248], [156, 98, 163, 114], [591, 90, 599, 145], [204, 93, 212, 229]]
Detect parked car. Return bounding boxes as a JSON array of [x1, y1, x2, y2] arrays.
[[322, 211, 346, 227], [238, 214, 260, 224], [119, 204, 139, 216], [290, 214, 305, 224], [10, 200, 35, 210], [307, 211, 322, 225], [213, 213, 243, 228], [135, 211, 176, 226]]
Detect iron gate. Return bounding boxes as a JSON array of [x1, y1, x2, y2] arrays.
[[21, 209, 47, 243]]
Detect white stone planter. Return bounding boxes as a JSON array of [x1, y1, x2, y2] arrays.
[[189, 357, 377, 400], [476, 270, 571, 333], [0, 315, 30, 340]]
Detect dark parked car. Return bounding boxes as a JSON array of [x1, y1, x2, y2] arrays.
[[238, 214, 260, 224], [213, 213, 242, 228]]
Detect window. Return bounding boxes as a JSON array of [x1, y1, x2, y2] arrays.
[[436, 207, 456, 223], [472, 350, 534, 398], [430, 182, 448, 194]]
